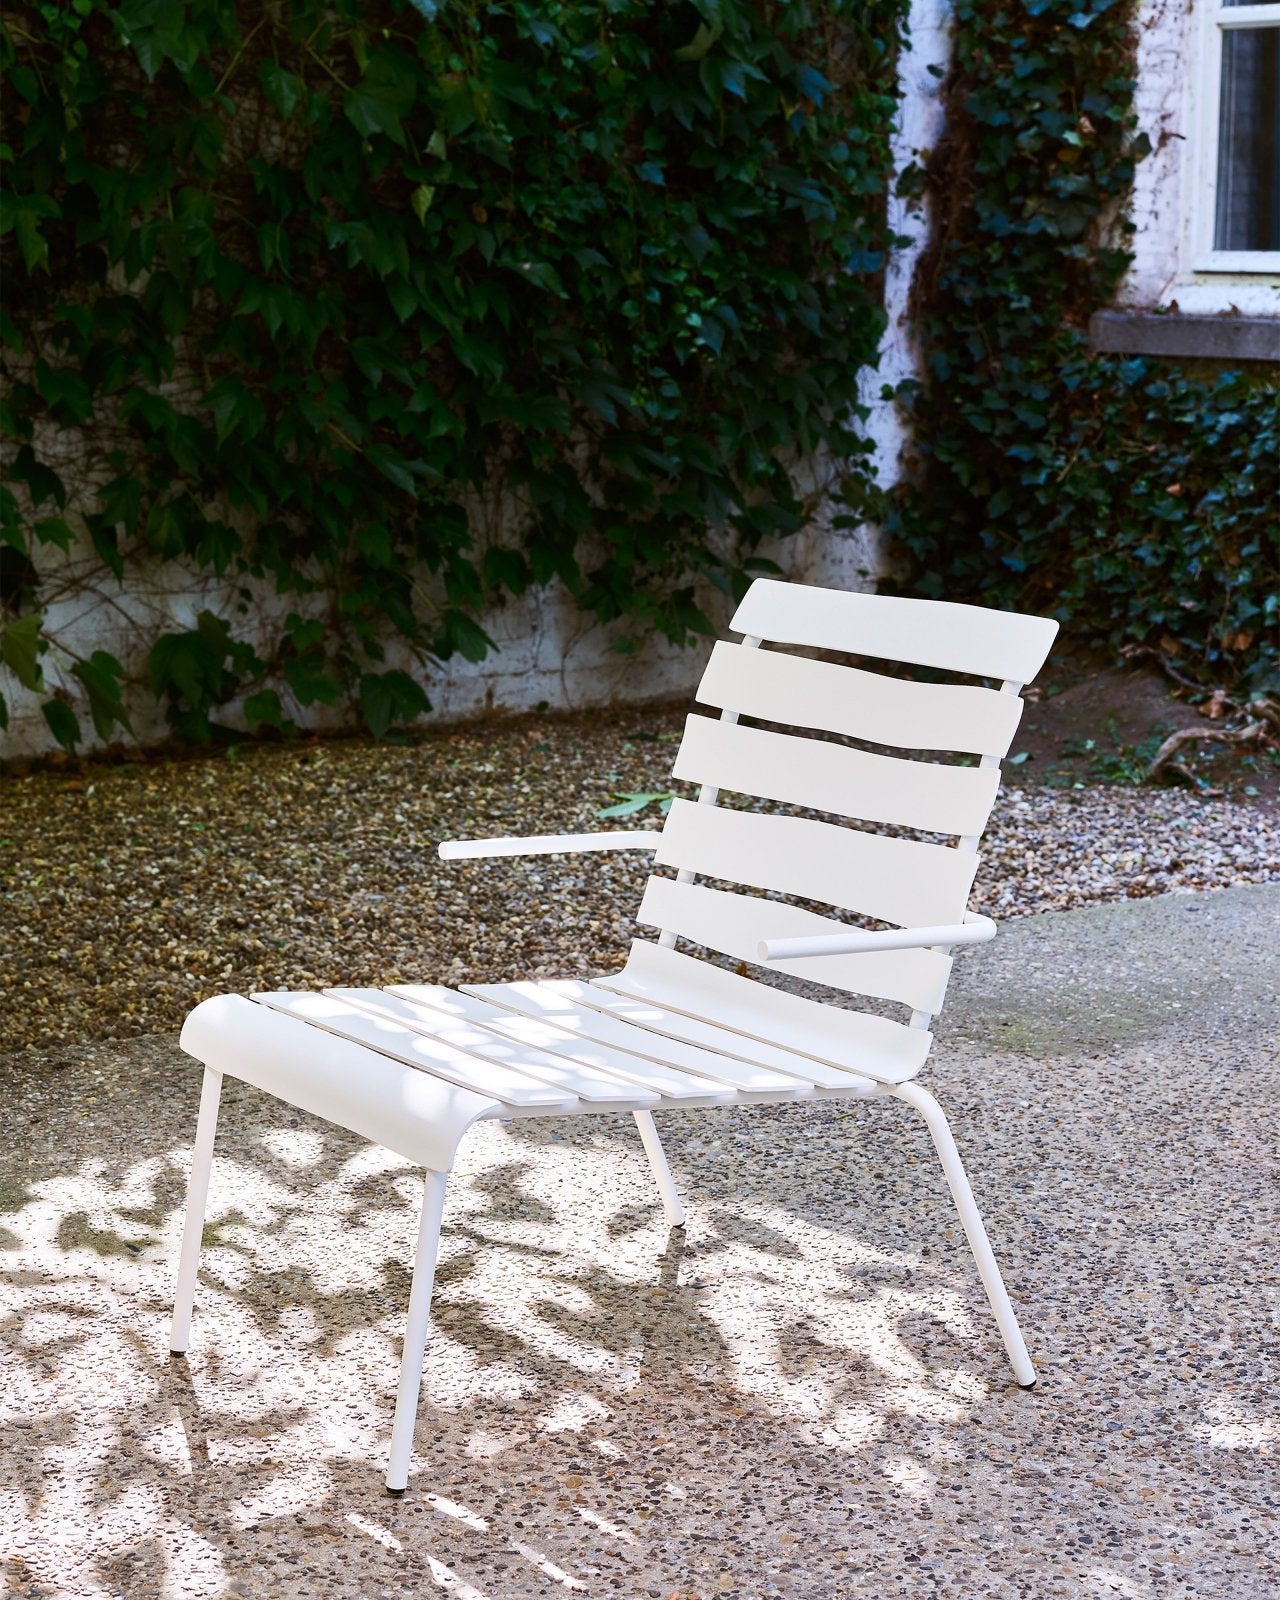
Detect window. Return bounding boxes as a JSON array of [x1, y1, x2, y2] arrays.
[[1194, 0, 1280, 273]]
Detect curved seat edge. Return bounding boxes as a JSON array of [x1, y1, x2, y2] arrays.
[[180, 993, 501, 1172]]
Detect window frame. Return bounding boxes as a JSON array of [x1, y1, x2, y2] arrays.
[[1190, 0, 1280, 275]]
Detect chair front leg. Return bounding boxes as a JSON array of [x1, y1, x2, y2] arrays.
[[386, 1167, 449, 1494], [170, 1065, 224, 1356], [633, 1109, 686, 1228], [890, 1080, 1037, 1389]]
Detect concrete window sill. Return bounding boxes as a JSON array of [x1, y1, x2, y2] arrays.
[[1088, 311, 1280, 362]]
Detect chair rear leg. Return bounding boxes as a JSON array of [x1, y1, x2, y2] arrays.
[[170, 1065, 224, 1356], [632, 1110, 686, 1228], [386, 1168, 449, 1494], [891, 1081, 1037, 1389]]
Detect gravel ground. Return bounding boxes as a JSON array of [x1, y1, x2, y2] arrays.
[[2, 886, 1278, 1599], [2, 706, 1278, 1051]]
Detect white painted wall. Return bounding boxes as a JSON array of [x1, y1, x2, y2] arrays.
[[860, 0, 951, 495], [1124, 0, 1280, 314], [0, 505, 887, 759]]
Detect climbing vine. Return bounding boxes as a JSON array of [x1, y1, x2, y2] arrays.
[[890, 0, 1279, 693], [1, 0, 906, 747]]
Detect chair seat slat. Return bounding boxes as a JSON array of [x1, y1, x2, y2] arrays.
[[697, 640, 1024, 756], [562, 982, 881, 1092], [655, 797, 978, 929], [638, 878, 952, 1014], [730, 579, 1059, 682], [387, 984, 738, 1103], [324, 988, 657, 1106], [252, 992, 579, 1110], [594, 941, 932, 1084], [673, 714, 999, 836], [463, 980, 811, 1096]]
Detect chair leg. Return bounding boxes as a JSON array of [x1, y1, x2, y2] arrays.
[[632, 1109, 686, 1228], [170, 1065, 224, 1356], [386, 1168, 449, 1494], [890, 1081, 1037, 1389]]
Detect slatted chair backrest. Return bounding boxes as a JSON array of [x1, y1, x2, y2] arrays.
[[636, 580, 1059, 1031]]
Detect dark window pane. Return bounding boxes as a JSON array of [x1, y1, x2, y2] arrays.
[[1215, 27, 1280, 250]]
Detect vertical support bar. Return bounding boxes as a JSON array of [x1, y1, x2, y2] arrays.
[[386, 1168, 449, 1494], [170, 1065, 224, 1355], [632, 1109, 686, 1227], [658, 635, 758, 951], [892, 1081, 1036, 1388]]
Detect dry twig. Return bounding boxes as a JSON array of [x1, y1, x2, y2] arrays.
[[1145, 720, 1267, 783]]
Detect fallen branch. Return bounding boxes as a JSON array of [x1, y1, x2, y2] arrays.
[[1144, 720, 1267, 783], [1118, 644, 1241, 708], [1250, 697, 1280, 735], [1157, 761, 1225, 796]]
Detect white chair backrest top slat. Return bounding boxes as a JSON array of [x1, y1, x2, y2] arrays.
[[697, 640, 1025, 757], [637, 877, 953, 1014], [653, 797, 978, 932], [672, 713, 1000, 837], [730, 578, 1059, 682]]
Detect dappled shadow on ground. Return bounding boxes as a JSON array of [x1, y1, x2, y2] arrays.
[[1, 1036, 1277, 1600]]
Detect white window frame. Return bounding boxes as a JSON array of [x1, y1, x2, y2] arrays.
[[1190, 0, 1280, 275]]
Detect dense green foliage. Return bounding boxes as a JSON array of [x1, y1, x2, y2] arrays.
[[1, 0, 904, 746], [890, 0, 1279, 692]]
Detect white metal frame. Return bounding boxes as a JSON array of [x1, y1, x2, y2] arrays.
[[169, 582, 1058, 1494], [1188, 0, 1280, 277]]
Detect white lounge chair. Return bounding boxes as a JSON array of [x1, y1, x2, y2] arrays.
[[170, 578, 1059, 1492]]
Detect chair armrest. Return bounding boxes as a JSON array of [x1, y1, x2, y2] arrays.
[[757, 913, 997, 963], [439, 830, 664, 861]]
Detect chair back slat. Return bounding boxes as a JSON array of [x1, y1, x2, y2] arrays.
[[638, 877, 953, 1013], [633, 582, 1057, 1035], [655, 798, 977, 929], [672, 713, 1000, 836], [731, 578, 1059, 682], [697, 641, 1024, 757]]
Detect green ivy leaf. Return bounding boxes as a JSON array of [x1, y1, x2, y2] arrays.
[[206, 377, 266, 445], [8, 445, 66, 510], [2, 194, 62, 273], [71, 650, 132, 740], [41, 697, 81, 752], [595, 792, 675, 819], [243, 688, 288, 731], [344, 56, 416, 147], [1, 614, 44, 691], [260, 62, 303, 118], [358, 668, 430, 738], [283, 653, 341, 707], [33, 517, 75, 552], [433, 608, 493, 664], [410, 184, 436, 224], [674, 22, 723, 62]]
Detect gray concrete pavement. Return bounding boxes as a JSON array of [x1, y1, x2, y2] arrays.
[[2, 886, 1277, 1599]]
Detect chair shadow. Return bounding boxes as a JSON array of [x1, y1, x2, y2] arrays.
[[5, 1042, 1273, 1600]]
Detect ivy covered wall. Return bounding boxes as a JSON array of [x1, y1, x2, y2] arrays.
[[3, 0, 1275, 758], [889, 0, 1279, 695], [1, 0, 907, 751]]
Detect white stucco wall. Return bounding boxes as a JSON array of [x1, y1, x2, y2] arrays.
[[0, 502, 891, 759], [860, 0, 951, 495]]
